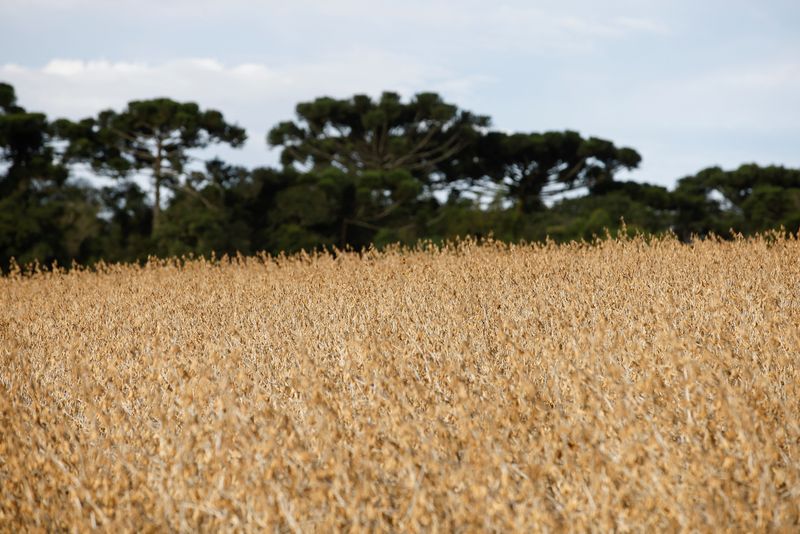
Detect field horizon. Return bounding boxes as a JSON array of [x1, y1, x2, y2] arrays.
[[2, 235, 799, 531]]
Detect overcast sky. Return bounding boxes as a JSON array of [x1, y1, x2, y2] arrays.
[[2, 0, 799, 188]]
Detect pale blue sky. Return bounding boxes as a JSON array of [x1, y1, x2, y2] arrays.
[[2, 0, 799, 187]]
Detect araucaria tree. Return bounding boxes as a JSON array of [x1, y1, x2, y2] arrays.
[[267, 92, 489, 245], [268, 91, 489, 184], [467, 131, 643, 213], [56, 98, 246, 231], [1, 83, 99, 267]]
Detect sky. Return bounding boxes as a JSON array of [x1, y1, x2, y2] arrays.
[[1, 0, 799, 188]]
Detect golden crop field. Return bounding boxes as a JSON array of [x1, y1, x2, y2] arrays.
[[1, 234, 799, 532]]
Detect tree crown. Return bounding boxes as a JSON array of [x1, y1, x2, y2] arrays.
[[268, 91, 489, 183]]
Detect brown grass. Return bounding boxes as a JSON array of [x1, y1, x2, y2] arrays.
[[1, 234, 799, 532]]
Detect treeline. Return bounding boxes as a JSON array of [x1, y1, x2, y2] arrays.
[[2, 81, 799, 268]]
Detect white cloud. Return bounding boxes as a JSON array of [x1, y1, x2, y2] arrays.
[[2, 1, 798, 187], [0, 54, 491, 168], [41, 59, 149, 76], [3, 54, 799, 186]]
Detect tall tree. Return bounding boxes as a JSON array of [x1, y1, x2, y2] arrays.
[[0, 82, 56, 194], [673, 164, 800, 238], [268, 91, 489, 185], [464, 131, 642, 213], [55, 98, 246, 231], [0, 82, 99, 268], [267, 92, 488, 245]]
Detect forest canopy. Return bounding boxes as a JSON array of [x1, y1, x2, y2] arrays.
[[2, 82, 798, 269]]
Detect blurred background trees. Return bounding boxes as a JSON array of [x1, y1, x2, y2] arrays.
[[0, 83, 99, 268], [2, 80, 798, 269], [54, 98, 247, 233], [268, 91, 489, 247]]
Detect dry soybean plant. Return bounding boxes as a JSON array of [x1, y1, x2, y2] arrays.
[[1, 234, 799, 532]]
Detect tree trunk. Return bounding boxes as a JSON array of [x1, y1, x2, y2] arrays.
[[152, 139, 162, 233]]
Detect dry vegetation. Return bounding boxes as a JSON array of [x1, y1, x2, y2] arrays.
[[1, 234, 799, 532]]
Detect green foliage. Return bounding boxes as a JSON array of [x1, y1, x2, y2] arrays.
[[92, 182, 153, 263], [673, 164, 800, 238], [268, 91, 488, 185], [540, 187, 673, 241], [741, 186, 800, 233], [0, 83, 100, 269], [2, 82, 800, 269], [0, 181, 100, 268], [54, 98, 246, 231], [462, 131, 642, 213]]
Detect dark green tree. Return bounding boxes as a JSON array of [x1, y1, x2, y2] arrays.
[[247, 167, 338, 253], [538, 181, 675, 241], [268, 92, 489, 180], [464, 131, 642, 213], [673, 164, 800, 238], [92, 182, 154, 263], [0, 82, 99, 269], [267, 92, 489, 246], [55, 98, 246, 232], [156, 159, 254, 257], [0, 82, 54, 195]]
